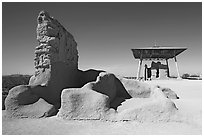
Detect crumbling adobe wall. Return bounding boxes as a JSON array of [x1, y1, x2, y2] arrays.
[[5, 11, 105, 118], [29, 11, 103, 107], [29, 11, 82, 107], [31, 11, 79, 85], [5, 11, 179, 120], [35, 11, 78, 73]]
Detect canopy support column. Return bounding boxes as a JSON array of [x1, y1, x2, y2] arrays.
[[174, 56, 181, 79], [137, 59, 143, 80], [165, 59, 170, 77]]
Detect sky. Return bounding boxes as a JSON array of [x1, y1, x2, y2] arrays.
[[2, 2, 202, 77]]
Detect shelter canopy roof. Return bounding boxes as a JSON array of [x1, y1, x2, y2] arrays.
[[131, 46, 187, 59]]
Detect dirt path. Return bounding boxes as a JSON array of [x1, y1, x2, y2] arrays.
[[2, 112, 201, 135]]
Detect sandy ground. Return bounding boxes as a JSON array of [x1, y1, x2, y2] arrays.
[[2, 79, 202, 135]]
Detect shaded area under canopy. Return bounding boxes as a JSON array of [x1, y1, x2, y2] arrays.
[[131, 47, 187, 60]]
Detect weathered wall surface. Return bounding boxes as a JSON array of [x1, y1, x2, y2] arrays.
[[30, 11, 82, 107], [31, 11, 79, 86], [35, 11, 78, 73]]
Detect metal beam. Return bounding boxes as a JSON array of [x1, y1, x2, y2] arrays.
[[174, 56, 181, 79], [137, 59, 143, 80], [165, 59, 170, 77]]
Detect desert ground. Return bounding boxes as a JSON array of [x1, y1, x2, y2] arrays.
[[2, 79, 202, 135]]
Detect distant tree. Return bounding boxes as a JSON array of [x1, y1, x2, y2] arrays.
[[2, 74, 31, 92], [190, 74, 200, 77], [181, 73, 190, 79], [2, 74, 32, 110]]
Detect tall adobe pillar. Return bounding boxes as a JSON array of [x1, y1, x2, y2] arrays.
[[34, 11, 78, 72], [29, 11, 80, 106]]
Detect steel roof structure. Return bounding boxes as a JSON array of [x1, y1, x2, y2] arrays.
[[131, 46, 187, 80], [131, 46, 187, 59]]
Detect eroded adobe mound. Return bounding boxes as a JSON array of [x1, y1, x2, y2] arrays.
[[58, 72, 178, 122], [5, 85, 56, 118], [58, 73, 128, 120]]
